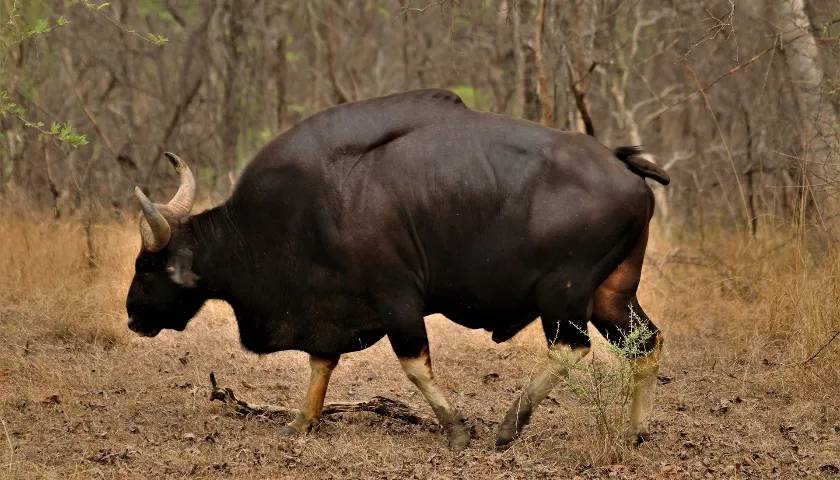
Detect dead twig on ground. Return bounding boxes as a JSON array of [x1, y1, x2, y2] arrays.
[[208, 372, 433, 426], [1, 416, 13, 469], [209, 372, 295, 420], [803, 331, 840, 365]]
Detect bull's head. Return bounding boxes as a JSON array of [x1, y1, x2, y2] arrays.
[[126, 153, 206, 337]]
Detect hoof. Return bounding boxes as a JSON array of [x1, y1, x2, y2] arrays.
[[448, 428, 471, 451], [495, 401, 531, 450], [631, 431, 650, 446], [278, 424, 301, 437], [446, 417, 471, 451], [495, 421, 519, 450], [494, 433, 515, 451]]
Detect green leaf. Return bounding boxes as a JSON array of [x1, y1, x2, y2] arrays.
[[28, 18, 51, 37], [449, 85, 491, 110], [146, 33, 168, 45], [288, 104, 308, 115]]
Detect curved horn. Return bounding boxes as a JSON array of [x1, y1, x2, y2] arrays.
[[135, 186, 171, 252], [162, 152, 195, 218]]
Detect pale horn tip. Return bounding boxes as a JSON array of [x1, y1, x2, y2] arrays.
[[164, 152, 183, 171], [134, 185, 149, 203]]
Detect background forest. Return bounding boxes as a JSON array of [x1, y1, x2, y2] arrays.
[[2, 0, 839, 235], [1, 1, 840, 479]]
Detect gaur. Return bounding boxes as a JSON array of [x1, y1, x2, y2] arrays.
[[126, 89, 668, 450]]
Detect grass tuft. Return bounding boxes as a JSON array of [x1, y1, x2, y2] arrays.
[[0, 208, 134, 347]]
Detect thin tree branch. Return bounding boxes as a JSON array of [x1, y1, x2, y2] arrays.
[[142, 75, 203, 185], [802, 331, 840, 364], [683, 60, 751, 231]]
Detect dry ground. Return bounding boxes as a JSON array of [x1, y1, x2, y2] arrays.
[[1, 213, 839, 479]]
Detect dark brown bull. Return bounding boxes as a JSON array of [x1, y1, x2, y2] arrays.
[[126, 89, 668, 449]]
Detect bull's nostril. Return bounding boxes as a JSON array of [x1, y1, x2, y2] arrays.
[[127, 316, 141, 332], [127, 317, 161, 337]]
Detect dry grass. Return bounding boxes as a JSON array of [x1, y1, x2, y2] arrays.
[[650, 228, 840, 386], [0, 206, 133, 347], [0, 210, 838, 479]]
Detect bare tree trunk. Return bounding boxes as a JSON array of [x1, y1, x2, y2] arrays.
[[743, 107, 759, 236], [43, 144, 61, 218], [771, 0, 838, 229], [533, 0, 551, 126], [221, 0, 245, 174], [401, 0, 412, 91], [319, 2, 352, 105], [490, 0, 513, 113], [569, 0, 595, 134], [511, 1, 526, 118], [275, 34, 287, 130]]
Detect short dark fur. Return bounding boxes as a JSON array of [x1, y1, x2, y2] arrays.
[[127, 89, 664, 360]]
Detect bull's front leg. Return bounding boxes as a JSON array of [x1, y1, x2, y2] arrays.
[[382, 295, 471, 450], [279, 354, 340, 436], [397, 345, 471, 450]]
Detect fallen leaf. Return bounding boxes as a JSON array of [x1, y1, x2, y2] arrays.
[[819, 464, 839, 475], [712, 399, 732, 415]]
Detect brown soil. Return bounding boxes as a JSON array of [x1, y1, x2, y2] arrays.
[[1, 220, 838, 479]]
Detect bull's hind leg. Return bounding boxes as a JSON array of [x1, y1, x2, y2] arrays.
[[496, 289, 591, 449], [591, 295, 663, 444], [383, 297, 470, 450], [590, 227, 664, 444], [628, 321, 663, 443], [279, 354, 340, 436], [496, 340, 590, 449]]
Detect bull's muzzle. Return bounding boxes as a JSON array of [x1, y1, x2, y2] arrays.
[[127, 316, 161, 337]]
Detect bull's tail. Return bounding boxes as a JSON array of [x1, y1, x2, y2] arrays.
[[614, 146, 670, 186]]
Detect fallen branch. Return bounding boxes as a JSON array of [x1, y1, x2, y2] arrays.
[[1, 416, 12, 470], [209, 372, 295, 420], [208, 372, 433, 426]]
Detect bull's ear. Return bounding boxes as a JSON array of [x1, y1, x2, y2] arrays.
[[167, 247, 199, 287]]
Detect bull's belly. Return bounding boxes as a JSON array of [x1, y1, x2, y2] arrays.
[[428, 298, 540, 343], [234, 291, 387, 355]]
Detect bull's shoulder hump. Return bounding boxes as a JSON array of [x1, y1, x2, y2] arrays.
[[317, 89, 468, 122], [319, 90, 467, 125], [385, 88, 467, 108], [284, 90, 469, 158]]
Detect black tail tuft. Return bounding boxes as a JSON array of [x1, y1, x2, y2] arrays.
[[614, 146, 670, 186]]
